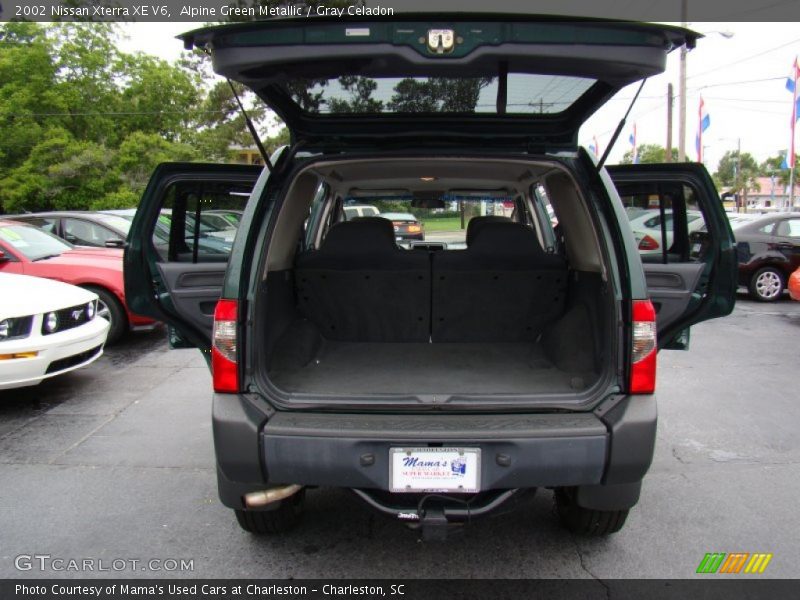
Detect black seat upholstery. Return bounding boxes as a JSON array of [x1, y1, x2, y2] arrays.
[[466, 215, 512, 246], [295, 218, 430, 342], [431, 222, 568, 342]]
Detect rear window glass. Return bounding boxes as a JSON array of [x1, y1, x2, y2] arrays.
[[288, 74, 596, 115]]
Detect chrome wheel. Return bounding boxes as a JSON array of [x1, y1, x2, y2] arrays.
[[96, 298, 112, 321], [755, 270, 782, 300]]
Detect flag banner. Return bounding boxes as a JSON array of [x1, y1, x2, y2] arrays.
[[696, 96, 710, 162], [787, 57, 799, 167], [629, 124, 638, 164]]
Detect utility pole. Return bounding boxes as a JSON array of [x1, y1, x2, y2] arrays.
[[736, 137, 743, 212], [666, 83, 674, 162], [678, 0, 688, 162]]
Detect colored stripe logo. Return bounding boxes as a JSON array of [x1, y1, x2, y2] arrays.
[[697, 553, 772, 574]]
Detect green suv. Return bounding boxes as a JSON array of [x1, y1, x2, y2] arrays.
[[124, 16, 736, 539]]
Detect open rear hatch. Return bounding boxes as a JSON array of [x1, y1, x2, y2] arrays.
[[181, 16, 696, 149]]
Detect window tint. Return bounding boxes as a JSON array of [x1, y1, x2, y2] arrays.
[[154, 180, 251, 263], [776, 219, 800, 238], [617, 182, 707, 264], [63, 218, 120, 247]]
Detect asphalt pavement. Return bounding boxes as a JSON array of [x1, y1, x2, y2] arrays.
[[1, 295, 799, 579]]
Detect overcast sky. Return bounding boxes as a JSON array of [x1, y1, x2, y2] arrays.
[[117, 21, 800, 171]]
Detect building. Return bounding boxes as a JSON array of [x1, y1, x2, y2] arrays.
[[722, 177, 800, 212]]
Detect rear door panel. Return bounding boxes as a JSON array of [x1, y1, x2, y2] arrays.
[[608, 163, 737, 348], [124, 163, 261, 351]]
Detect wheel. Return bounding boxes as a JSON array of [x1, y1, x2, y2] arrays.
[[234, 490, 305, 534], [748, 267, 785, 302], [554, 488, 629, 536], [85, 286, 127, 344]]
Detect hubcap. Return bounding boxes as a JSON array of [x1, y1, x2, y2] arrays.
[[97, 299, 111, 321], [756, 271, 782, 299]]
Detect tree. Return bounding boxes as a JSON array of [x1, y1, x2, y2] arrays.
[[761, 152, 798, 186], [388, 77, 492, 113], [715, 150, 761, 203], [0, 23, 205, 213], [619, 144, 679, 164]]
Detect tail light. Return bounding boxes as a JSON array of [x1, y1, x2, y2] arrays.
[[638, 235, 659, 251], [212, 299, 239, 393], [630, 299, 657, 394]]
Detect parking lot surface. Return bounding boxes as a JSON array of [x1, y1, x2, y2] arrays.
[[1, 295, 799, 579]]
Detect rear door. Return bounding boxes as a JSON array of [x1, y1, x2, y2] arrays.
[[181, 18, 695, 150], [124, 163, 261, 351], [608, 164, 737, 349]]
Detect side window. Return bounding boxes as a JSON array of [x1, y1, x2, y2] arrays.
[[617, 181, 708, 264], [304, 182, 330, 250], [18, 216, 57, 234], [776, 219, 800, 238], [757, 222, 775, 235], [154, 180, 252, 263], [530, 183, 559, 253], [63, 218, 116, 247]]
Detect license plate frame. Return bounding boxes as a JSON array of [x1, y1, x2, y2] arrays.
[[389, 447, 481, 493]]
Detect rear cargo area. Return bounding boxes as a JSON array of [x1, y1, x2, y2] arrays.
[[263, 266, 608, 398], [270, 338, 595, 395], [257, 158, 614, 401]]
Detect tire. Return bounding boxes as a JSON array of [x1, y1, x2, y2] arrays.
[[554, 488, 629, 536], [234, 490, 305, 534], [85, 286, 127, 344], [748, 267, 785, 302]]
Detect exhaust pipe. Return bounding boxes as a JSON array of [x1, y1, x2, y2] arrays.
[[243, 484, 303, 508]]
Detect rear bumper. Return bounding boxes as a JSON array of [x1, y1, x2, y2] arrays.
[[212, 394, 656, 511]]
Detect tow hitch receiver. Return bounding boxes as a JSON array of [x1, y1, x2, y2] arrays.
[[352, 488, 525, 541], [420, 507, 449, 542]]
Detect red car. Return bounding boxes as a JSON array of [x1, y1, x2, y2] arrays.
[[790, 267, 800, 301], [0, 219, 156, 343]]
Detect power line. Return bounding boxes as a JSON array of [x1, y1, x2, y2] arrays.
[[687, 37, 800, 81], [1, 109, 240, 118], [693, 76, 786, 90]]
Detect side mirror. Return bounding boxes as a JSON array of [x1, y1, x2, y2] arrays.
[[104, 238, 125, 248]]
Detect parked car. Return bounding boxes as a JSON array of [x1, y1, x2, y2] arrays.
[[627, 209, 706, 256], [789, 267, 800, 301], [0, 220, 157, 343], [5, 212, 131, 248], [124, 18, 736, 539], [343, 205, 380, 220], [731, 214, 800, 301], [0, 273, 109, 390], [380, 212, 425, 241]]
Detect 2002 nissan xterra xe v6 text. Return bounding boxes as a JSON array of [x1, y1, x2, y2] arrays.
[[124, 15, 736, 539]]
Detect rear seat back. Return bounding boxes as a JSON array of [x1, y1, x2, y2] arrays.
[[295, 218, 430, 342], [432, 222, 568, 342], [466, 215, 512, 246]]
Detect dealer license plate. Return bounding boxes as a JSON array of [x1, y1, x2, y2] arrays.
[[389, 447, 481, 493]]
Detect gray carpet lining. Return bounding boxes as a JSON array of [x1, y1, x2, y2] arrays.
[[269, 340, 596, 395]]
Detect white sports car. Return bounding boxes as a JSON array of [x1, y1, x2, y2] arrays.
[[0, 273, 110, 390]]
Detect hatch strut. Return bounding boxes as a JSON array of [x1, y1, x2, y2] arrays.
[[226, 78, 274, 172], [596, 79, 647, 171]]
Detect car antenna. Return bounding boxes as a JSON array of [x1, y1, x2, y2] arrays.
[[226, 78, 274, 172], [596, 79, 647, 171]]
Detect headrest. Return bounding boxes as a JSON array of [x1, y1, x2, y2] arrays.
[[321, 217, 396, 254], [469, 221, 545, 256], [466, 216, 512, 246]]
